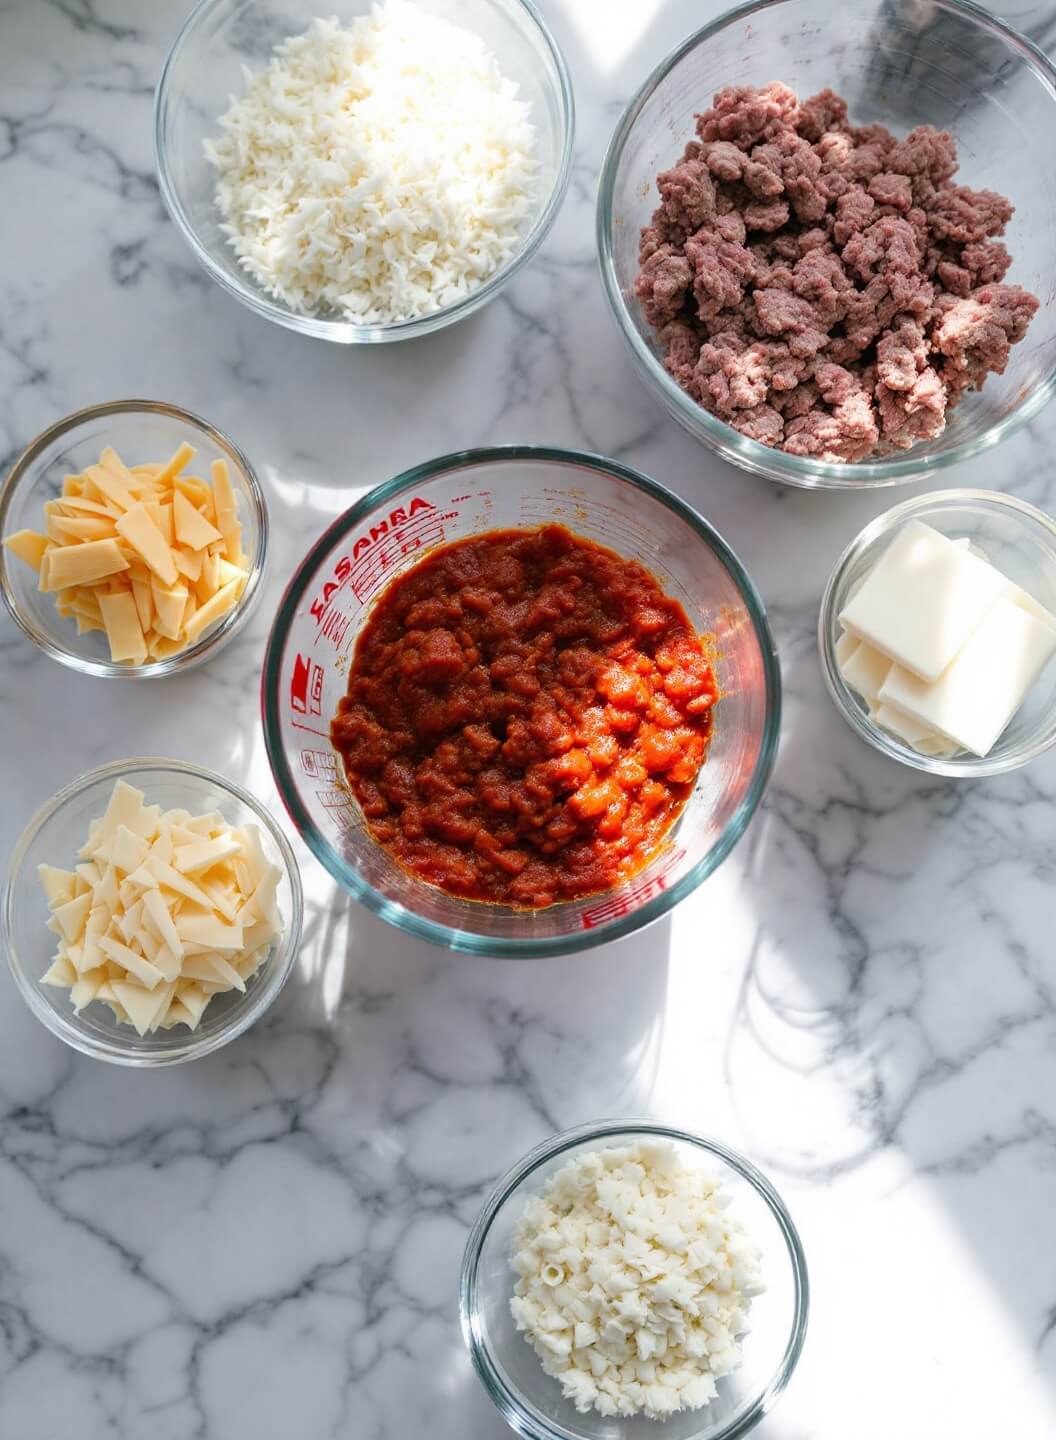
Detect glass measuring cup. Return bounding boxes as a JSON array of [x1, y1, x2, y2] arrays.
[[261, 448, 780, 955]]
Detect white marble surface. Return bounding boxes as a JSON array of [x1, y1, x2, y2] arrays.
[[3, 1, 1056, 1436]]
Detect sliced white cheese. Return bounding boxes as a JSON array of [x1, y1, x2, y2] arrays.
[[174, 911, 243, 952], [42, 955, 78, 987], [37, 864, 77, 907], [872, 702, 941, 748], [172, 834, 242, 876], [839, 641, 891, 709], [839, 521, 1006, 682], [834, 630, 859, 669], [51, 891, 92, 944], [141, 887, 184, 961], [36, 780, 283, 1034], [98, 935, 164, 990], [879, 597, 1056, 757]]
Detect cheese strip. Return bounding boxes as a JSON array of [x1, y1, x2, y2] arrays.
[[42, 538, 129, 591], [3, 443, 251, 665], [115, 503, 179, 587], [173, 489, 223, 550], [3, 529, 50, 569], [98, 591, 147, 664]]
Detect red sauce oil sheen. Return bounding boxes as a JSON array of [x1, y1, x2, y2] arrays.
[[330, 525, 718, 909]]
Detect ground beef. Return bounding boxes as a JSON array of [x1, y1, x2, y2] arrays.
[[634, 83, 1039, 463]]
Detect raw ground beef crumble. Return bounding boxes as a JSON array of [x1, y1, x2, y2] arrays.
[[635, 83, 1039, 462]]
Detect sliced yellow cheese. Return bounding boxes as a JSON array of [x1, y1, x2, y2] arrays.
[[57, 495, 118, 518], [42, 538, 129, 591], [154, 442, 195, 487], [211, 459, 237, 517], [173, 474, 211, 510], [172, 489, 223, 551], [83, 463, 137, 513], [9, 443, 250, 665], [115, 502, 178, 587], [183, 577, 242, 646], [150, 578, 189, 640], [131, 576, 154, 633], [3, 529, 50, 570], [172, 545, 203, 583], [98, 590, 147, 664]]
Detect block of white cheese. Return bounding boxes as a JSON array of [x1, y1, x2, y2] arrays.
[[839, 521, 1006, 682], [839, 641, 891, 709], [872, 702, 949, 751], [879, 597, 1056, 756]]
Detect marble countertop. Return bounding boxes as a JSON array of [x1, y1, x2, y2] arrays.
[[3, 1, 1056, 1436]]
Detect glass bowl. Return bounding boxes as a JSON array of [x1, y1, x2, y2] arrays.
[[819, 489, 1056, 775], [597, 0, 1056, 490], [460, 1120, 809, 1440], [0, 400, 268, 678], [3, 758, 303, 1065], [154, 0, 574, 343], [261, 446, 781, 957]]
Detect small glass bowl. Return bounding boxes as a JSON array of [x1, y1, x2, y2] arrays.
[[154, 0, 574, 343], [596, 0, 1056, 489], [0, 400, 268, 678], [819, 490, 1056, 776], [460, 1120, 809, 1440], [3, 758, 303, 1066]]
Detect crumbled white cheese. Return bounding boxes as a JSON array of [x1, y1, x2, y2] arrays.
[[509, 1140, 764, 1420], [204, 3, 537, 324]]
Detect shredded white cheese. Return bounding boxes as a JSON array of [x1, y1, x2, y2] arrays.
[[509, 1140, 764, 1420], [204, 3, 537, 324]]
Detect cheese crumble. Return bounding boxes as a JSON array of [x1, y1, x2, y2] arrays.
[[204, 3, 537, 324], [509, 1140, 764, 1420]]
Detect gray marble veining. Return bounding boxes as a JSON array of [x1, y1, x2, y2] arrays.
[[2, 1, 1056, 1436]]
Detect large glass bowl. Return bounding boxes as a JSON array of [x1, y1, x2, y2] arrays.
[[460, 1121, 809, 1440], [597, 0, 1056, 490], [261, 447, 781, 956], [3, 758, 303, 1066], [0, 400, 268, 678], [154, 0, 574, 343]]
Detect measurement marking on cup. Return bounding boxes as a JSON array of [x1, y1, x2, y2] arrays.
[[580, 848, 686, 929]]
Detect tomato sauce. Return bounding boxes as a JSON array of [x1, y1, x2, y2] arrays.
[[330, 525, 718, 908]]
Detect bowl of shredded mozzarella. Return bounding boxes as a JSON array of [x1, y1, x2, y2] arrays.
[[154, 0, 573, 341], [461, 1122, 808, 1440]]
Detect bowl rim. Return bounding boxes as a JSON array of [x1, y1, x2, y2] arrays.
[[818, 487, 1056, 775], [260, 444, 782, 957], [595, 0, 1056, 490], [459, 1118, 810, 1440], [153, 0, 576, 344], [2, 756, 304, 1066], [0, 398, 269, 678]]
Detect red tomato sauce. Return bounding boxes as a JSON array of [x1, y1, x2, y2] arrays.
[[331, 525, 718, 908]]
